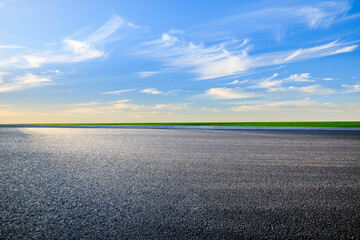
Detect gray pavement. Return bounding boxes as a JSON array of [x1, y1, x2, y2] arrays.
[[1, 128, 360, 239]]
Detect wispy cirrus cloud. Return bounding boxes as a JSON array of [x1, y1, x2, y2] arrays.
[[138, 71, 161, 78], [193, 1, 352, 40], [244, 72, 359, 96], [264, 83, 335, 95], [141, 88, 162, 94], [152, 103, 188, 110], [288, 85, 335, 94], [85, 16, 124, 44], [141, 35, 250, 80], [200, 87, 259, 99], [102, 89, 136, 95], [249, 73, 318, 90], [341, 84, 360, 93], [200, 70, 359, 100], [0, 15, 135, 69], [249, 73, 283, 89], [141, 32, 357, 80], [0, 44, 24, 49], [270, 41, 358, 64], [225, 80, 239, 85], [287, 73, 314, 82], [0, 73, 52, 92]]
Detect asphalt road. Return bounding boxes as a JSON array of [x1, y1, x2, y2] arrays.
[[1, 128, 359, 239]]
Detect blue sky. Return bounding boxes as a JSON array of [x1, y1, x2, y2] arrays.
[[0, 0, 359, 123]]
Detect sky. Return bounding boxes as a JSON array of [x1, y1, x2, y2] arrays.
[[0, 0, 359, 123]]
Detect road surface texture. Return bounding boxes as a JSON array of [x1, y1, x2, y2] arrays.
[[1, 128, 359, 239]]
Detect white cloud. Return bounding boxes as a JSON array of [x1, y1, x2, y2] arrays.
[[225, 80, 239, 85], [202, 87, 259, 99], [253, 80, 283, 89], [63, 39, 103, 59], [109, 99, 145, 111], [0, 15, 126, 69], [138, 71, 160, 78], [0, 73, 52, 92], [152, 104, 188, 110], [164, 89, 182, 95], [200, 2, 350, 33], [269, 41, 358, 65], [85, 15, 124, 43], [341, 84, 360, 93], [249, 73, 283, 89], [142, 32, 357, 80], [297, 4, 346, 28], [268, 84, 335, 95], [141, 88, 162, 94], [287, 73, 314, 82], [102, 89, 136, 95], [246, 73, 341, 95], [46, 69, 62, 74], [332, 45, 358, 54], [127, 22, 142, 29], [141, 35, 250, 80], [0, 44, 24, 49], [296, 85, 335, 94]]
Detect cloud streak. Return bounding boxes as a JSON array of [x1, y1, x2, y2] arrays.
[[102, 89, 136, 95], [141, 88, 163, 94], [0, 15, 131, 69], [141, 32, 357, 80], [341, 84, 360, 93], [201, 87, 259, 99], [0, 73, 52, 92], [200, 71, 360, 99], [194, 1, 351, 39], [0, 44, 25, 49]]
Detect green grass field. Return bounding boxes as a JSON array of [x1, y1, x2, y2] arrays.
[[7, 121, 360, 128]]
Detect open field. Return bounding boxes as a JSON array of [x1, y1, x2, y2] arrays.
[[2, 121, 360, 128], [1, 128, 359, 239]]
